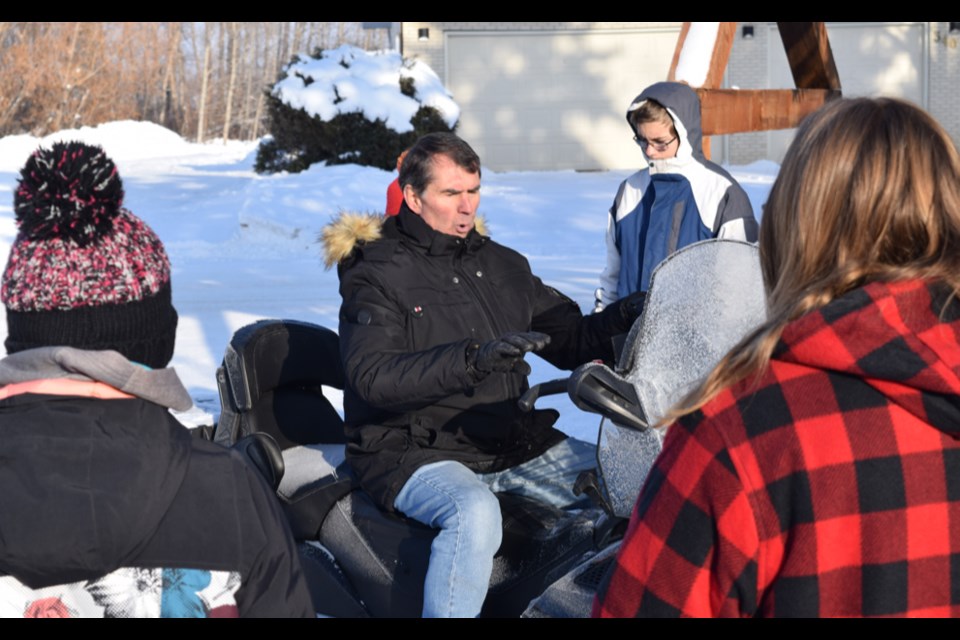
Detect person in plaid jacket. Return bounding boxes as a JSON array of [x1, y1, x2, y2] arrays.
[[593, 97, 960, 617]]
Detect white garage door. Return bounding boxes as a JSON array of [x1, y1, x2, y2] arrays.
[[765, 22, 926, 161], [446, 28, 681, 172]]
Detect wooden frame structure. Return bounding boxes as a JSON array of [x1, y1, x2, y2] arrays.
[[669, 22, 842, 157]]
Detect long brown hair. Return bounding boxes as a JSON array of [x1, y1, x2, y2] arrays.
[[666, 97, 960, 422]]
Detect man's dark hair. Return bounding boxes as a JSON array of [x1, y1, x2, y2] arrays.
[[399, 133, 481, 196]]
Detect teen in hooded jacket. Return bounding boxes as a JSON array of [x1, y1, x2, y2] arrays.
[[599, 81, 758, 307]]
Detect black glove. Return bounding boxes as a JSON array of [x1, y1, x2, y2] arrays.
[[618, 290, 646, 326], [468, 331, 551, 377], [601, 290, 646, 333]]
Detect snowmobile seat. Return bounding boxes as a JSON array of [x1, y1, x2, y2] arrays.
[[212, 317, 351, 510], [214, 318, 347, 450], [315, 484, 602, 617]]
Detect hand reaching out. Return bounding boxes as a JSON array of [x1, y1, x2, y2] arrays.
[[469, 331, 551, 377]]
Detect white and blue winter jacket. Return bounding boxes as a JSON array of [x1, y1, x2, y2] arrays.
[[599, 82, 758, 305]]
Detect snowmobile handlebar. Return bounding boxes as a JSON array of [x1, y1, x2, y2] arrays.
[[517, 366, 650, 434], [517, 378, 569, 413], [567, 363, 648, 432]]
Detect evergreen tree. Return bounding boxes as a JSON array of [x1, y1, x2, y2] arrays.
[[256, 49, 456, 173]]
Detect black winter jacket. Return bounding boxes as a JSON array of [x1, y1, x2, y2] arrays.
[[326, 206, 636, 510], [0, 347, 314, 618]]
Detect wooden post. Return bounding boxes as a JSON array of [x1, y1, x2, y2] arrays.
[[667, 23, 691, 82], [697, 88, 842, 135], [682, 22, 842, 141], [777, 22, 841, 90], [668, 23, 738, 159]]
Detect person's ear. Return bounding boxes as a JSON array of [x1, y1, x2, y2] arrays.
[[404, 184, 422, 214]]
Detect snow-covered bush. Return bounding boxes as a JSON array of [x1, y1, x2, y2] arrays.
[[255, 45, 460, 173]]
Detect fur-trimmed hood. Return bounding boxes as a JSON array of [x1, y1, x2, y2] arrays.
[[320, 210, 489, 269], [320, 212, 384, 269]]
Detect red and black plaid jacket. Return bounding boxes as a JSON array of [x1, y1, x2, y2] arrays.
[[594, 279, 960, 617]]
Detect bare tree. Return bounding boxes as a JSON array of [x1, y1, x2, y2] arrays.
[[197, 27, 211, 143], [0, 21, 395, 140], [222, 22, 239, 142]]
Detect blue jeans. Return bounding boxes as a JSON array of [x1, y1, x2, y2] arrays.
[[392, 437, 596, 617]]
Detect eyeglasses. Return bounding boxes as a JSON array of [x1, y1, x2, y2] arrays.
[[634, 135, 678, 152]]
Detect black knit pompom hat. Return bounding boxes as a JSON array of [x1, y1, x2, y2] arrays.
[[2, 141, 178, 369]]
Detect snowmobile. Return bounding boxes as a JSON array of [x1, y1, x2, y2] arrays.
[[211, 239, 767, 618]]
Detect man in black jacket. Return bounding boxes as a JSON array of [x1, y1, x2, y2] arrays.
[[323, 133, 642, 617]]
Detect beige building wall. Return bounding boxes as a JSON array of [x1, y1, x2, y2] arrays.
[[724, 23, 773, 165], [402, 22, 675, 74], [402, 22, 959, 168], [929, 22, 960, 148], [403, 22, 682, 172], [727, 22, 958, 163]]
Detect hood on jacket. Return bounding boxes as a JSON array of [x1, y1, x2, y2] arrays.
[[626, 81, 704, 166], [320, 206, 489, 269], [321, 211, 384, 269], [775, 279, 960, 438], [0, 347, 192, 411]]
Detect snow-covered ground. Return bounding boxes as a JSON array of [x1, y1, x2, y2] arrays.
[[0, 121, 777, 440]]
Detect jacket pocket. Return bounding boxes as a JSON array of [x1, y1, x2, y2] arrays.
[[402, 286, 477, 351]]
